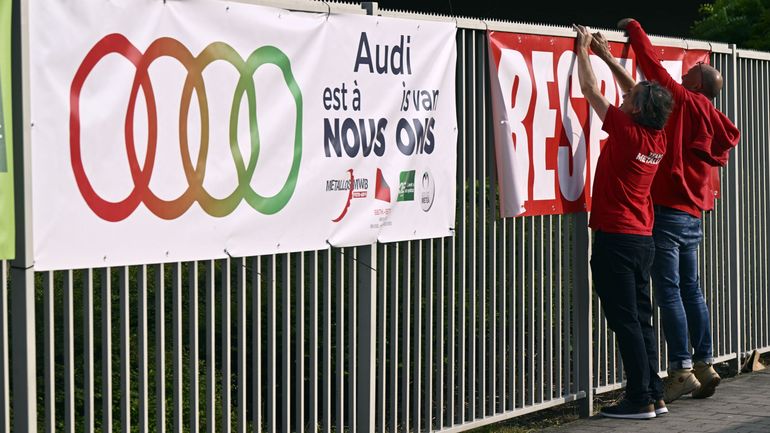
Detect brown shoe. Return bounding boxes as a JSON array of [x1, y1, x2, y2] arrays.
[[664, 368, 700, 403], [692, 361, 721, 399], [654, 399, 668, 415]]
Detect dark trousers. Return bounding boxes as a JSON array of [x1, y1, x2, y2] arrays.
[[591, 231, 664, 406]]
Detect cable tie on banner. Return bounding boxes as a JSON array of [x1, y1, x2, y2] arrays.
[[482, 20, 489, 32], [324, 2, 331, 21], [9, 264, 34, 271], [325, 240, 376, 271]]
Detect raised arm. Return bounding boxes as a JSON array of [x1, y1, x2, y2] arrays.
[[590, 32, 636, 95], [618, 18, 681, 94], [573, 24, 609, 120]]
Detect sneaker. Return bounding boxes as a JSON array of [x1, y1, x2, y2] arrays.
[[600, 399, 656, 419], [664, 368, 700, 403], [692, 361, 721, 399], [654, 399, 668, 415]]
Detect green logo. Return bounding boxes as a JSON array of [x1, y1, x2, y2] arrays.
[[0, 70, 6, 173], [397, 170, 415, 201]]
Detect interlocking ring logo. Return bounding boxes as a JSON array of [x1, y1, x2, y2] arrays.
[[70, 34, 303, 222]]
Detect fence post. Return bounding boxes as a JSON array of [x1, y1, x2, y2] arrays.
[[573, 212, 593, 417], [357, 4, 379, 433], [727, 44, 742, 372], [356, 245, 377, 433], [9, 0, 37, 431]]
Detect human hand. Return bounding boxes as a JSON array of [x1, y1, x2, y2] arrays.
[[572, 24, 592, 52], [616, 18, 635, 30], [590, 32, 611, 59]]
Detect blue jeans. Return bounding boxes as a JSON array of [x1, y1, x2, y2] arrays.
[[651, 206, 714, 370]]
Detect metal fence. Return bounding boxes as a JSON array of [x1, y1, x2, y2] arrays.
[[2, 1, 770, 432]]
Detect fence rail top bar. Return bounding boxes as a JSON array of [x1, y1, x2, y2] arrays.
[[737, 49, 770, 61], [375, 6, 732, 54], [233, 0, 367, 14]]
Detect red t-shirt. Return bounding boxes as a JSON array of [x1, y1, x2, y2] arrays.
[[589, 106, 667, 236]]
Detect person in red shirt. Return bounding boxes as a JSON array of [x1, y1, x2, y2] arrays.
[[574, 24, 674, 419], [616, 18, 740, 403]]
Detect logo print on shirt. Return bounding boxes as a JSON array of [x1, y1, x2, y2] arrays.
[[635, 152, 663, 165]]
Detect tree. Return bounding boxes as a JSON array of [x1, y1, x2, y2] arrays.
[[690, 0, 770, 50]]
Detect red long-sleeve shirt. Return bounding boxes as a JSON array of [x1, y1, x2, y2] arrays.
[[626, 20, 740, 217]]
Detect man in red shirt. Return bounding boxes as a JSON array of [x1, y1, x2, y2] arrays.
[[617, 18, 740, 403], [574, 24, 674, 419]]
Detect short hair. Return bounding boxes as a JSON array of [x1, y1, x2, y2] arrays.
[[632, 81, 674, 130]]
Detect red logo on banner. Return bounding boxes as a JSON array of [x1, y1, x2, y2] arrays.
[[375, 168, 391, 202]]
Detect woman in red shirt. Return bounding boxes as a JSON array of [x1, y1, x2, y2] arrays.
[[574, 24, 674, 420]]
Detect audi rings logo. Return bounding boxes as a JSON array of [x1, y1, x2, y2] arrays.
[[70, 34, 303, 222]]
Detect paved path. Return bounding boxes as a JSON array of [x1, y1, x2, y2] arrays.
[[542, 368, 770, 433]]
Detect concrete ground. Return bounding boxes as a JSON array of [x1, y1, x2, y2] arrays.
[[541, 368, 770, 433]]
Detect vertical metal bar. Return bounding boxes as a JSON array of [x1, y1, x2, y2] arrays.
[[189, 262, 200, 433], [309, 252, 319, 433], [507, 218, 515, 409], [281, 254, 291, 433], [101, 268, 112, 433], [322, 250, 332, 433], [155, 264, 166, 433], [400, 243, 410, 430], [43, 272, 54, 433], [120, 266, 131, 432], [376, 245, 385, 433], [457, 28, 467, 425], [437, 240, 446, 428], [222, 258, 231, 433], [527, 217, 535, 406], [265, 256, 278, 431], [64, 270, 74, 433], [206, 260, 215, 433], [728, 45, 742, 370], [251, 256, 262, 433], [424, 242, 433, 430], [173, 263, 183, 433], [413, 242, 422, 433], [335, 249, 344, 433], [356, 245, 376, 433], [447, 237, 456, 425], [574, 212, 593, 417], [295, 253, 305, 433], [9, 0, 37, 427], [0, 263, 9, 433], [537, 217, 544, 404], [84, 269, 95, 432], [516, 217, 525, 408], [236, 257, 246, 433], [388, 244, 398, 432], [139, 265, 149, 433], [555, 216, 563, 397]]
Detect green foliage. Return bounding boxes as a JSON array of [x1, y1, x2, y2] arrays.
[[690, 0, 770, 50]]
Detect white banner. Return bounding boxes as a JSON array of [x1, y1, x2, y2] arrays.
[[29, 0, 457, 270]]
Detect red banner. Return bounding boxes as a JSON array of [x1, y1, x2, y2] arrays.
[[488, 31, 709, 217]]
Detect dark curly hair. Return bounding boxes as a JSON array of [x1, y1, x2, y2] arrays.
[[632, 81, 674, 130]]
